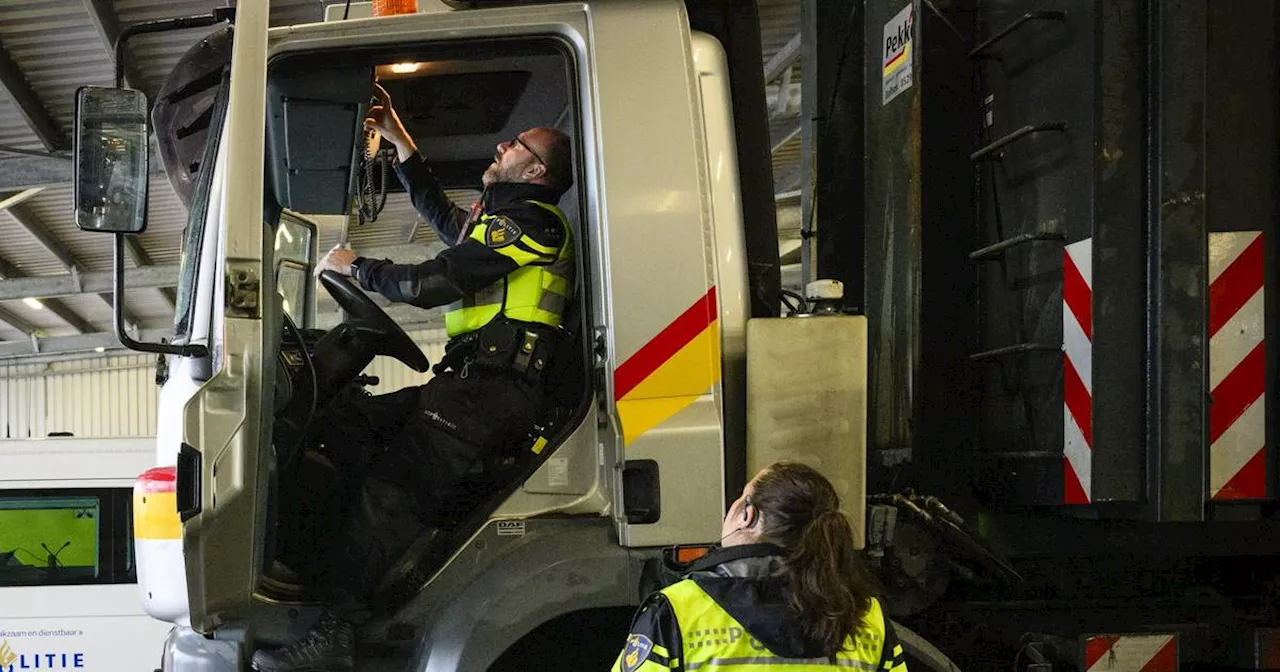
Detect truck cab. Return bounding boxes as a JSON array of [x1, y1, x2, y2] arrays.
[[71, 1, 867, 669]]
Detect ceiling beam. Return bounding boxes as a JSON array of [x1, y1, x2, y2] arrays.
[[0, 265, 177, 301], [770, 120, 801, 154], [763, 32, 802, 83], [0, 255, 20, 279], [125, 234, 177, 309], [0, 145, 56, 159], [774, 164, 805, 194], [0, 40, 68, 151], [0, 153, 164, 191], [124, 236, 153, 266], [0, 184, 171, 313], [0, 327, 171, 359], [6, 202, 80, 272], [0, 155, 72, 190], [0, 305, 36, 336], [772, 59, 794, 117], [81, 0, 149, 95], [113, 297, 139, 333], [4, 202, 138, 331], [4, 188, 171, 315], [40, 300, 94, 335], [97, 292, 144, 333], [0, 187, 43, 212], [767, 81, 801, 120], [0, 259, 94, 335], [0, 254, 92, 334]]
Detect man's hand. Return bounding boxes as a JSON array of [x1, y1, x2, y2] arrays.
[[316, 245, 358, 277], [365, 83, 418, 163]]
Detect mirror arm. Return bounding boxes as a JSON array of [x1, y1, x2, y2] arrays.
[[115, 8, 237, 88], [107, 8, 234, 357], [114, 236, 208, 358]]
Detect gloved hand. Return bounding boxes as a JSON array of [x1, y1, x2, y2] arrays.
[[316, 243, 357, 277]]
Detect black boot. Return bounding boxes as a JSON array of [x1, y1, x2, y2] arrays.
[[250, 613, 354, 672]]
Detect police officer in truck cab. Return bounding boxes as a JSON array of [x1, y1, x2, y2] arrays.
[[251, 84, 576, 672], [613, 462, 909, 672]]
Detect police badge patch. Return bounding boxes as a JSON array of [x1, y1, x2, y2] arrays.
[[485, 216, 522, 247], [622, 634, 654, 672]]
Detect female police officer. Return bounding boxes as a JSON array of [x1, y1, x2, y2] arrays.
[[613, 462, 908, 672]]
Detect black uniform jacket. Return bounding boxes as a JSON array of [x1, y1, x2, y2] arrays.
[[352, 154, 567, 310], [622, 544, 907, 669]]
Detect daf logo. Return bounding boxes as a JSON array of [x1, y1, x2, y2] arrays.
[[496, 521, 526, 536]]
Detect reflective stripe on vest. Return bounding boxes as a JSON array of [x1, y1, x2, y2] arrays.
[[444, 200, 575, 337], [662, 580, 888, 671]]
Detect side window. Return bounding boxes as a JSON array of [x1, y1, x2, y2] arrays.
[[275, 214, 315, 326], [172, 74, 233, 343], [0, 489, 133, 587]]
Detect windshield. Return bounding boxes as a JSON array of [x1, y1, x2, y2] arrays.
[[172, 75, 232, 343]]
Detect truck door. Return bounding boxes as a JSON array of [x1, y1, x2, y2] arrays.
[[176, 0, 271, 633]]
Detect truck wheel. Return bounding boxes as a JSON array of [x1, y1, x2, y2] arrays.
[[489, 607, 633, 671], [893, 620, 963, 672]]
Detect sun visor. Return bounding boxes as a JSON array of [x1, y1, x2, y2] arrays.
[[266, 59, 373, 214]]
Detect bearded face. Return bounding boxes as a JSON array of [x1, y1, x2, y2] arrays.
[[482, 151, 536, 186]]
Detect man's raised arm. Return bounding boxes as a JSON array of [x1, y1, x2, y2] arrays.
[[365, 83, 468, 244]]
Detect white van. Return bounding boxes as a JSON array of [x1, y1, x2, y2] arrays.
[[0, 438, 172, 672]]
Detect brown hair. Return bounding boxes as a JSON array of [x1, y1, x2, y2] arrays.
[[750, 462, 878, 659]]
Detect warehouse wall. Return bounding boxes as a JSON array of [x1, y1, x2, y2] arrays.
[[0, 354, 159, 438], [0, 329, 449, 439]]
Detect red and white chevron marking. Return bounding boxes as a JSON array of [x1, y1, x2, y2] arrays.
[[1209, 231, 1267, 500], [1085, 634, 1177, 672], [1063, 239, 1092, 504]]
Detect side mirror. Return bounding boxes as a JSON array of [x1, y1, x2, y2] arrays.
[[73, 86, 149, 234]]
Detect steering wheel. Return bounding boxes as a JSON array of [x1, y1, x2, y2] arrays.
[[318, 270, 431, 372]]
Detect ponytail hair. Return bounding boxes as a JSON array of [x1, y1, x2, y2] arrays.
[[749, 462, 877, 660]]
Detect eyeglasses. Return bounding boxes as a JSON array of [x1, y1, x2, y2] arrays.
[[511, 135, 547, 167]]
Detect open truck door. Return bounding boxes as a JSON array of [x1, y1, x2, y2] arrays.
[[68, 0, 268, 634], [176, 0, 271, 633], [70, 0, 269, 636]]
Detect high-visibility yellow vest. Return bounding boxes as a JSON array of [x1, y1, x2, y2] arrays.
[[444, 200, 574, 337], [662, 579, 895, 671]]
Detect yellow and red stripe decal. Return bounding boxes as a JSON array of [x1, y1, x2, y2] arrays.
[[614, 287, 721, 446]]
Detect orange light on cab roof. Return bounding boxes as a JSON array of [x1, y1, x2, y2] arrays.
[[373, 0, 418, 16]]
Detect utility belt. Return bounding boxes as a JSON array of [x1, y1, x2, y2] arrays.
[[436, 317, 560, 386]]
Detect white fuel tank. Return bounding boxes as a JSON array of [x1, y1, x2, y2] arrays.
[[745, 314, 868, 547]]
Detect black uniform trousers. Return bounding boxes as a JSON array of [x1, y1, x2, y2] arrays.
[[307, 366, 543, 604]]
